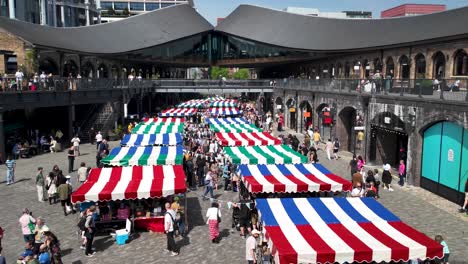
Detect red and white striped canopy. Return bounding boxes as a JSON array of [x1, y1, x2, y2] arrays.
[[216, 132, 281, 146], [256, 197, 443, 264], [238, 163, 352, 193], [142, 117, 184, 124], [159, 108, 198, 117], [71, 165, 186, 203]]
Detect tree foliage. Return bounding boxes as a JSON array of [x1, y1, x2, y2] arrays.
[[210, 66, 229, 79], [233, 68, 250, 79]]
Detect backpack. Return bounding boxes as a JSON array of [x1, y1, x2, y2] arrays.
[[166, 212, 179, 232], [77, 216, 87, 231], [334, 141, 340, 149]]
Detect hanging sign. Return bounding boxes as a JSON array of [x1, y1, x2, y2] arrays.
[[448, 149, 454, 162], [384, 117, 391, 124], [289, 108, 296, 113], [304, 112, 311, 118], [276, 105, 282, 109], [354, 126, 365, 131]]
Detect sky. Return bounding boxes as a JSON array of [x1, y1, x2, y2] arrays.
[[194, 0, 468, 25]]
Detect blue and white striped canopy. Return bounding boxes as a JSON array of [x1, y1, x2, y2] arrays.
[[205, 117, 249, 125], [121, 133, 183, 146]]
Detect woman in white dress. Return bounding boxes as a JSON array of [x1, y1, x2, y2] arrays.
[[46, 172, 57, 204]]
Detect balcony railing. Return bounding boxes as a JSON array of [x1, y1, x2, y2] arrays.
[[274, 78, 468, 102]]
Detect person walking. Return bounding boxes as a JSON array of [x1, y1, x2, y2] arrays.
[[84, 206, 96, 257], [382, 163, 393, 191], [459, 179, 468, 213], [332, 137, 340, 160], [46, 172, 57, 205], [206, 202, 221, 243], [164, 202, 179, 256], [435, 235, 450, 264], [57, 176, 74, 216], [5, 155, 15, 185], [0, 246, 5, 264], [223, 161, 231, 191], [33, 217, 49, 255], [398, 160, 406, 186], [18, 208, 35, 242], [325, 139, 333, 160], [77, 162, 88, 185], [36, 167, 46, 202], [203, 169, 215, 200], [70, 135, 80, 156], [66, 146, 75, 173], [246, 229, 261, 264], [313, 129, 321, 149], [95, 131, 102, 149]]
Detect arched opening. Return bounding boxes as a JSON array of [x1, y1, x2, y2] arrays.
[[373, 58, 382, 73], [363, 59, 370, 78], [369, 112, 408, 167], [414, 53, 426, 79], [399, 55, 410, 79], [385, 57, 395, 77], [62, 60, 78, 77], [97, 63, 109, 78], [336, 63, 343, 78], [344, 62, 350, 78], [285, 98, 297, 131], [111, 65, 119, 79], [82, 61, 95, 78], [316, 103, 331, 140], [432, 51, 446, 79], [299, 101, 312, 132], [337, 106, 357, 152], [353, 61, 360, 78], [421, 121, 467, 204], [122, 67, 128, 78], [38, 58, 59, 75], [453, 49, 467, 76]]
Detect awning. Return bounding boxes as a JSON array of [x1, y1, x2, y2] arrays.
[[255, 197, 443, 264], [206, 96, 225, 101], [177, 100, 206, 108], [209, 107, 242, 116], [101, 146, 184, 166], [210, 123, 261, 133], [71, 165, 187, 203], [205, 117, 249, 125], [142, 117, 184, 124], [121, 133, 183, 146], [159, 108, 198, 117], [216, 132, 281, 146], [239, 163, 352, 193], [210, 101, 237, 108], [132, 123, 183, 134], [224, 145, 307, 164]]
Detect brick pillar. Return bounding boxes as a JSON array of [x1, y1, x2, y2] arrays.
[[445, 55, 454, 78], [407, 130, 422, 186]]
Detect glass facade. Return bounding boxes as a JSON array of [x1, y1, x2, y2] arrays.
[[101, 1, 113, 9], [130, 2, 144, 11], [161, 3, 175, 8], [113, 2, 128, 10], [145, 3, 159, 11]]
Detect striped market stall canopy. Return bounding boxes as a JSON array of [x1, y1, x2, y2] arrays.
[[159, 108, 198, 117], [210, 123, 261, 133], [255, 197, 443, 264], [224, 145, 307, 164], [132, 123, 183, 134], [208, 107, 242, 116], [177, 100, 207, 108], [210, 101, 237, 108], [121, 133, 183, 146], [216, 132, 281, 146], [101, 146, 184, 166], [205, 96, 225, 101], [71, 165, 187, 203], [205, 117, 249, 125], [238, 163, 352, 193], [141, 117, 184, 124]]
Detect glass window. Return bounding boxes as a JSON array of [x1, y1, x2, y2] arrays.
[[100, 1, 113, 9], [113, 2, 128, 10], [130, 2, 144, 11], [161, 3, 175, 8], [145, 3, 159, 10]]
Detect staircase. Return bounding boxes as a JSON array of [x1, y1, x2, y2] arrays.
[[80, 103, 119, 142]]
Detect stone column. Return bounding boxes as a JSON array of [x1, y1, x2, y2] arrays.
[[85, 0, 90, 26], [40, 0, 47, 25], [0, 111, 5, 159], [68, 105, 75, 141], [8, 0, 15, 19], [60, 5, 65, 27]]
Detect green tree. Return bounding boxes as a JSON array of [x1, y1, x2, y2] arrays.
[[233, 68, 250, 80], [210, 66, 229, 79]]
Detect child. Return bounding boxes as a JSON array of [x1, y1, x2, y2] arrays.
[[262, 245, 271, 264], [435, 235, 450, 264]]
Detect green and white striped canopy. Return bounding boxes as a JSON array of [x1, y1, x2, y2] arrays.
[[224, 145, 307, 165], [132, 123, 184, 134], [209, 123, 262, 133], [101, 146, 184, 166]]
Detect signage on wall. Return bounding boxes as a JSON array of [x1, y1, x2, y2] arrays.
[[276, 105, 282, 109], [289, 108, 296, 113], [354, 126, 365, 131], [384, 117, 391, 124], [448, 149, 454, 162], [304, 112, 311, 118]]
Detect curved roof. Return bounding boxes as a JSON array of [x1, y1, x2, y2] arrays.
[[0, 4, 213, 54], [215, 5, 468, 51]]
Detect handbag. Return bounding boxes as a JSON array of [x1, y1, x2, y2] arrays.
[[28, 218, 35, 234]]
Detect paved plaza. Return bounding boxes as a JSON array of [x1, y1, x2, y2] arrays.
[[0, 140, 467, 263]]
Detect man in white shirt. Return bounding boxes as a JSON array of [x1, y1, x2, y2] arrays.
[[351, 183, 365, 198], [246, 229, 260, 264], [95, 131, 102, 150], [15, 70, 24, 90], [164, 203, 179, 256], [71, 135, 81, 156]]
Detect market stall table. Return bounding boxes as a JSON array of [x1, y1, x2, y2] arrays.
[[224, 145, 307, 164], [216, 132, 281, 146], [101, 146, 184, 166], [121, 133, 183, 147], [209, 123, 261, 133], [132, 123, 184, 134], [255, 197, 443, 264], [159, 108, 198, 117], [238, 163, 352, 193]]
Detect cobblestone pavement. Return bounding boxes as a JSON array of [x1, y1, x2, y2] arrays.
[[1, 140, 467, 264]]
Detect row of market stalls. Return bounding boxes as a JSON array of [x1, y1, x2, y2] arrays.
[[202, 103, 443, 263]]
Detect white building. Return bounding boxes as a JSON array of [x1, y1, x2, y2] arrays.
[[284, 7, 371, 19]]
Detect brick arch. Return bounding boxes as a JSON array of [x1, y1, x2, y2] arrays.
[[417, 113, 466, 135], [38, 56, 59, 75]]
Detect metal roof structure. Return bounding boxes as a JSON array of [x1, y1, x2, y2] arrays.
[[215, 4, 468, 51]]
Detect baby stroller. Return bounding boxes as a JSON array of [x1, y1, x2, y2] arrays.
[[232, 206, 241, 231]]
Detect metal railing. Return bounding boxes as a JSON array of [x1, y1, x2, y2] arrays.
[[275, 78, 468, 102]]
